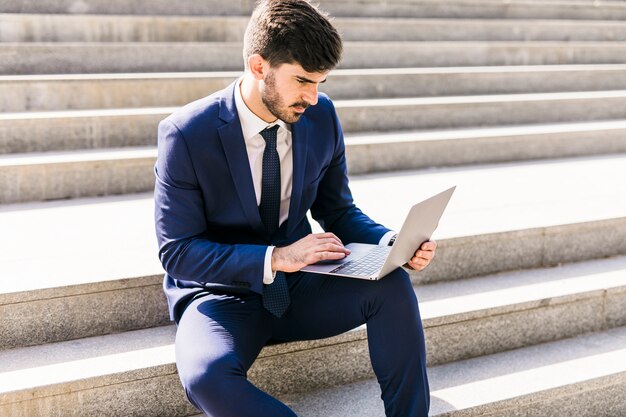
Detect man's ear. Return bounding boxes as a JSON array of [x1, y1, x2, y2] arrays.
[[248, 54, 266, 80]]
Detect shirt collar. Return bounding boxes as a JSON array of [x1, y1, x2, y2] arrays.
[[234, 77, 290, 142]]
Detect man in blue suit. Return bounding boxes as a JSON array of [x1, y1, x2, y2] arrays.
[[154, 1, 437, 415]]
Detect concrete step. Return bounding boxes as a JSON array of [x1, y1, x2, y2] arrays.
[[6, 41, 626, 74], [2, 154, 626, 349], [281, 326, 626, 417], [7, 65, 626, 112], [6, 15, 626, 43], [4, 0, 626, 21], [3, 90, 626, 156], [345, 120, 626, 174], [2, 260, 625, 416], [0, 147, 156, 203], [4, 119, 626, 203], [335, 90, 626, 132]]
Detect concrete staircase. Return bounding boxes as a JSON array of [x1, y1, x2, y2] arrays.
[[1, 0, 626, 416]]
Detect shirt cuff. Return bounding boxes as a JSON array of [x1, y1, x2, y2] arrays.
[[263, 246, 277, 285], [379, 231, 398, 246]]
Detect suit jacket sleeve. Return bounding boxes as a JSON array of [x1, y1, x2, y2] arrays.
[[154, 119, 267, 294], [310, 98, 391, 244]]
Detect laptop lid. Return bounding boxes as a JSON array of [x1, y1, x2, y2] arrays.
[[377, 186, 456, 279]]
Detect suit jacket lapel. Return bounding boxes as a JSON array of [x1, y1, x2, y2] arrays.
[[217, 84, 266, 237], [287, 116, 309, 237]]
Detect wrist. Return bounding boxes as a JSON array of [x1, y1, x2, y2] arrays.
[[271, 247, 283, 272]]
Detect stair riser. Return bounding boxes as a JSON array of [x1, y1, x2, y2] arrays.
[[338, 96, 626, 132], [0, 112, 162, 154], [324, 2, 626, 21], [0, 76, 238, 112], [0, 367, 196, 417], [4, 0, 626, 20], [438, 374, 626, 417], [6, 43, 626, 74], [418, 218, 626, 284], [7, 68, 626, 112], [0, 157, 156, 204], [3, 95, 626, 154], [0, 15, 249, 43], [3, 220, 624, 350], [426, 289, 626, 366], [347, 128, 626, 174], [5, 15, 626, 43], [0, 280, 169, 350]]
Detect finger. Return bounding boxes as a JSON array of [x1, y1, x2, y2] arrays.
[[315, 232, 343, 245], [317, 243, 351, 254], [407, 259, 425, 271], [410, 257, 430, 267], [414, 250, 434, 261], [317, 251, 349, 261], [421, 240, 437, 251], [409, 259, 428, 271], [320, 237, 345, 247]]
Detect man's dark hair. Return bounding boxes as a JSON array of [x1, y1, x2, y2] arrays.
[[243, 0, 343, 73]]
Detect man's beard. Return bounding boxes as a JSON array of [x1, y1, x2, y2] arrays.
[[262, 71, 309, 124]]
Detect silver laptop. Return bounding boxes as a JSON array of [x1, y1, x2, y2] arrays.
[[301, 186, 455, 280]]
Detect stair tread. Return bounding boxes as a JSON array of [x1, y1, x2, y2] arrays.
[[1, 153, 625, 296], [0, 146, 156, 165]]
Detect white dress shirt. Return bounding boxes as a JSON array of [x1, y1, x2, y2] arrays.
[[234, 78, 292, 284], [234, 77, 395, 285]]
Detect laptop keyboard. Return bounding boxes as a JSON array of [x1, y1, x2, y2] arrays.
[[329, 245, 392, 278]]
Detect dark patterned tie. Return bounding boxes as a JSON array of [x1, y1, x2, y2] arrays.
[[259, 125, 290, 317]]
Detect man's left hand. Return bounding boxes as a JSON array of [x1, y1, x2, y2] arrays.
[[407, 240, 437, 271]]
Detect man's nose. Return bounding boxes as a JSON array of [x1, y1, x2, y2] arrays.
[[303, 84, 319, 106]]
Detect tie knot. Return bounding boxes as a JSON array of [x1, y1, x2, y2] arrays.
[[260, 125, 279, 144]]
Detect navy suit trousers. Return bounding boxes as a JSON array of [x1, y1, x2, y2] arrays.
[[175, 268, 430, 417]]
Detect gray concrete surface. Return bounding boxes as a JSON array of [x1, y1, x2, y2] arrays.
[[2, 154, 626, 348], [281, 326, 626, 417], [2, 1, 626, 415], [2, 317, 626, 415], [7, 42, 626, 74], [6, 65, 626, 112], [0, 108, 164, 153], [5, 15, 626, 43], [334, 90, 626, 132], [0, 147, 156, 203], [0, 326, 196, 417], [2, 153, 625, 295], [4, 0, 626, 21], [346, 121, 626, 174]]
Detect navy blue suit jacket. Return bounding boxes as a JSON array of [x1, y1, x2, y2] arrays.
[[154, 81, 390, 322]]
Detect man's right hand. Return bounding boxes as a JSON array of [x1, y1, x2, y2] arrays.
[[271, 232, 351, 273]]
